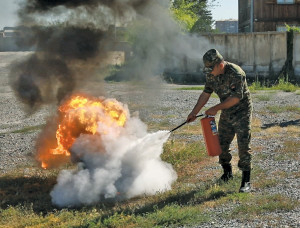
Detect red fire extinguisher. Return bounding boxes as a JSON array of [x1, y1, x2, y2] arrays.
[[200, 116, 222, 156]]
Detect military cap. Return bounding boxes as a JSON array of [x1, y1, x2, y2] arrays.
[[203, 49, 223, 74]]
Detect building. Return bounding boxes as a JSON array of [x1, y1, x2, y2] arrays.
[[215, 20, 238, 33], [239, 0, 300, 32], [1, 27, 24, 38]]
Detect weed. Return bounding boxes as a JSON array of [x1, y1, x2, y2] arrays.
[[227, 194, 298, 219], [251, 118, 262, 133], [162, 141, 206, 167], [143, 204, 211, 227], [254, 93, 272, 101], [249, 80, 266, 92], [266, 105, 300, 114], [272, 78, 297, 92], [11, 125, 45, 134], [249, 78, 300, 92], [175, 86, 205, 91]]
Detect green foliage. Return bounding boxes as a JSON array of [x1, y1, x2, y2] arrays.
[[1, 102, 300, 227], [228, 194, 297, 218], [175, 86, 205, 90], [162, 141, 206, 166], [11, 124, 45, 134], [285, 24, 300, 33], [171, 2, 198, 31], [254, 94, 272, 101], [271, 78, 298, 92], [266, 105, 300, 114], [249, 80, 266, 91], [249, 78, 299, 92], [144, 204, 210, 226], [171, 0, 215, 33]]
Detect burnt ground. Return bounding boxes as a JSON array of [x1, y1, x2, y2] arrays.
[[0, 52, 299, 227]]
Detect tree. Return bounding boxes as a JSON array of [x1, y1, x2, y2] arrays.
[[171, 0, 215, 33]]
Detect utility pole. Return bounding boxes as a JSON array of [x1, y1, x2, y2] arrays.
[[250, 0, 254, 32]]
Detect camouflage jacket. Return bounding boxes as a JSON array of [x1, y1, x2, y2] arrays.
[[203, 62, 252, 114]]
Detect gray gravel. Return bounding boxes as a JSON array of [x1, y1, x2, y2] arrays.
[[0, 52, 299, 227]]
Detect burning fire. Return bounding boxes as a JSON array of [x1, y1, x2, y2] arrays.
[[38, 94, 128, 169]]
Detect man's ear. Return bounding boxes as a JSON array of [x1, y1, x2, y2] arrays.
[[219, 62, 225, 69]]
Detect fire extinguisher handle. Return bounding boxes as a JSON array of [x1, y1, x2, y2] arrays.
[[169, 113, 204, 133], [196, 114, 204, 118], [205, 115, 215, 118]]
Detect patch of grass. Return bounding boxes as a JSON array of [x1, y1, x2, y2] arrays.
[[175, 86, 205, 91], [251, 117, 262, 133], [284, 139, 300, 154], [263, 125, 300, 139], [249, 81, 267, 92], [140, 204, 211, 227], [266, 105, 300, 114], [210, 93, 219, 98], [255, 177, 279, 189], [1, 106, 299, 227], [148, 120, 171, 131], [254, 93, 272, 101], [274, 139, 300, 160], [226, 194, 298, 219], [162, 140, 206, 167], [272, 79, 298, 92], [249, 78, 300, 92], [11, 125, 45, 134], [1, 162, 298, 227]]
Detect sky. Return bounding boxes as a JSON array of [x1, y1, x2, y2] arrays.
[[211, 0, 238, 21], [0, 0, 238, 29]]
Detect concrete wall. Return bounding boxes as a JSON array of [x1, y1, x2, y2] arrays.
[[204, 32, 288, 79], [294, 33, 300, 77], [0, 37, 20, 51]]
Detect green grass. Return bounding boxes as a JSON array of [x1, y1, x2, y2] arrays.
[[11, 124, 45, 134], [0, 163, 298, 227], [162, 141, 206, 167], [249, 79, 300, 92], [1, 103, 300, 227], [254, 93, 273, 101], [225, 194, 297, 219], [266, 105, 300, 114], [175, 86, 205, 90]]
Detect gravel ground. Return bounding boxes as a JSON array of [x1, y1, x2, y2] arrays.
[[0, 52, 299, 227]]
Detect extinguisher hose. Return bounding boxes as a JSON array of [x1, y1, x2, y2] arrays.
[[169, 114, 204, 133]]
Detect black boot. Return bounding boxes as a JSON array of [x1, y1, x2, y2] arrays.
[[239, 171, 251, 193], [220, 164, 233, 182]]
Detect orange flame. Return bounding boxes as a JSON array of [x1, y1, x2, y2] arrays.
[[38, 94, 128, 169]]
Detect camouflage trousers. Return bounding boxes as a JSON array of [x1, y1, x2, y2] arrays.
[[218, 109, 252, 171]]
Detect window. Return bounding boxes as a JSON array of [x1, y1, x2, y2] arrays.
[[277, 0, 295, 4]]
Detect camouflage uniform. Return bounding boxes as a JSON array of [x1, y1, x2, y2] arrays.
[[203, 50, 253, 171]]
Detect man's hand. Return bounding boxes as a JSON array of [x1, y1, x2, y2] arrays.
[[205, 106, 218, 116], [187, 113, 197, 122]]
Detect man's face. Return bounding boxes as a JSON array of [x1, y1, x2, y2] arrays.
[[203, 63, 219, 76], [210, 63, 220, 76]]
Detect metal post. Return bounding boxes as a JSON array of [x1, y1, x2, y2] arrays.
[[250, 0, 254, 32]]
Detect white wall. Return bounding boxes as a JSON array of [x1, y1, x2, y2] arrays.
[[293, 33, 300, 77], [203, 32, 288, 78]]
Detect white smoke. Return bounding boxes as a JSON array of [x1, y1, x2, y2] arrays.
[[50, 116, 177, 207]]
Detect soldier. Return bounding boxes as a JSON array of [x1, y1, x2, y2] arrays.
[[186, 49, 253, 193]]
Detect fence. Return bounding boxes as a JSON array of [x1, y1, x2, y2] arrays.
[[1, 31, 300, 82], [202, 31, 300, 82]]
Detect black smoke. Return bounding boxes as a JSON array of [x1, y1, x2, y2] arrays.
[[10, 0, 153, 108]]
